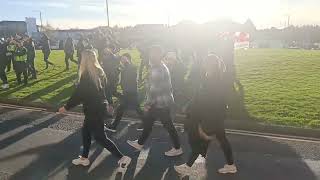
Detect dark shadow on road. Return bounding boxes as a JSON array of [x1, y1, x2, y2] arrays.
[[204, 134, 317, 180], [0, 110, 45, 135], [0, 131, 81, 180], [0, 113, 65, 150], [1, 119, 317, 180]]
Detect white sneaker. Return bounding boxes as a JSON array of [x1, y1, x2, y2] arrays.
[[136, 124, 143, 131], [1, 84, 9, 89], [72, 156, 90, 166], [174, 163, 191, 176], [118, 156, 132, 168], [127, 140, 143, 151], [165, 148, 183, 157], [218, 164, 237, 174]]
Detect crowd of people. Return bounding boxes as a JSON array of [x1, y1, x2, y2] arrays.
[[1, 29, 238, 176], [0, 33, 57, 88]]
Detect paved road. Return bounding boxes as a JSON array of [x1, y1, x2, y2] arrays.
[[0, 104, 319, 180]]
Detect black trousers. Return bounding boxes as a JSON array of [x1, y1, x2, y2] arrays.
[[6, 55, 13, 71], [43, 51, 53, 68], [186, 129, 234, 167], [82, 114, 124, 159], [138, 107, 181, 149], [27, 55, 36, 78], [0, 62, 8, 84], [14, 61, 28, 84], [111, 93, 143, 128], [65, 53, 77, 70]]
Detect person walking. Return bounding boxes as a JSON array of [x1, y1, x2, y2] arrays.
[[174, 54, 237, 175], [57, 49, 131, 168], [76, 37, 93, 66], [24, 37, 37, 79], [40, 33, 54, 69], [100, 46, 121, 101], [64, 37, 77, 70], [13, 42, 28, 85], [76, 36, 85, 65], [164, 52, 187, 113], [0, 38, 9, 89], [127, 45, 183, 157], [105, 53, 144, 132], [5, 39, 16, 72]]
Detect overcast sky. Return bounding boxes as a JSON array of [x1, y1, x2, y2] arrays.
[[1, 0, 320, 29]]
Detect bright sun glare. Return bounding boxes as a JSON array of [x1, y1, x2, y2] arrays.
[[161, 0, 283, 25]]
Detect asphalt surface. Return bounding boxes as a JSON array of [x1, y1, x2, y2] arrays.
[[0, 104, 319, 180]]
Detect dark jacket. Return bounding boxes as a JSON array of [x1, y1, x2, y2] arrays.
[[187, 73, 227, 134], [101, 54, 120, 82], [64, 38, 74, 55], [65, 72, 109, 116], [0, 42, 7, 65], [25, 41, 36, 58], [168, 61, 186, 93], [120, 63, 138, 94], [185, 71, 227, 155], [76, 39, 85, 58], [41, 36, 51, 53]]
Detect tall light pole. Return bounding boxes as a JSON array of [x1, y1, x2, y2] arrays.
[[106, 0, 110, 27], [33, 10, 43, 31]]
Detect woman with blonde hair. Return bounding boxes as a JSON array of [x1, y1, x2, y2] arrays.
[[58, 50, 131, 168]]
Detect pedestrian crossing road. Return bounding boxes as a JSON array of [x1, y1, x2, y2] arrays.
[[0, 105, 319, 180]]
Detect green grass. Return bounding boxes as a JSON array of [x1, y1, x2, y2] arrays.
[[0, 50, 78, 106], [235, 49, 320, 128], [0, 49, 319, 128]]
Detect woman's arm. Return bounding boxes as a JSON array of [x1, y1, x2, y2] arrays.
[[64, 82, 84, 110], [198, 124, 214, 141]]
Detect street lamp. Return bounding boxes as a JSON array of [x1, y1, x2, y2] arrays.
[[32, 10, 43, 32], [106, 0, 110, 27]]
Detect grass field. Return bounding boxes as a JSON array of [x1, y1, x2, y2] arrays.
[[0, 49, 319, 128]]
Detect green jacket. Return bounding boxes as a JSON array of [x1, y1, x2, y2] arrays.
[[15, 47, 28, 62]]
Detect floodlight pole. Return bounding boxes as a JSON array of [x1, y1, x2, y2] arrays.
[[106, 0, 110, 27], [33, 10, 43, 32]]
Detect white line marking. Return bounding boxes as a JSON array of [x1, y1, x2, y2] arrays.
[[226, 130, 320, 143], [134, 148, 150, 178]]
